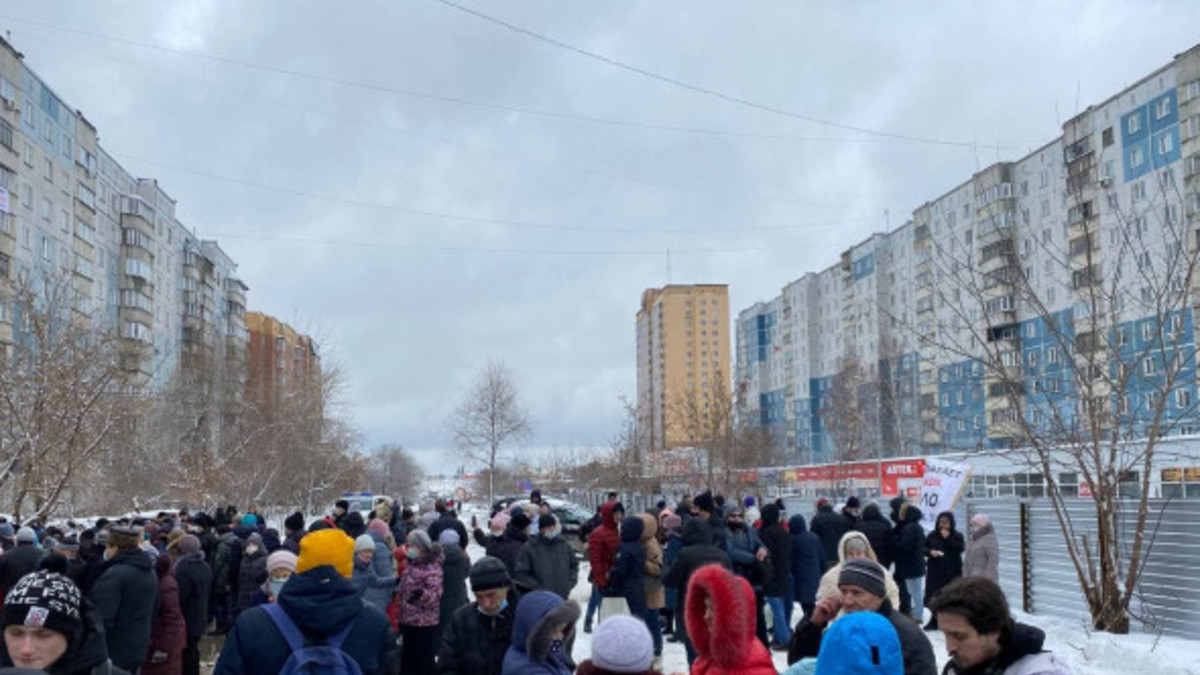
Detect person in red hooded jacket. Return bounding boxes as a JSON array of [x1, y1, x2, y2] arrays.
[[584, 500, 623, 633], [683, 564, 776, 675]]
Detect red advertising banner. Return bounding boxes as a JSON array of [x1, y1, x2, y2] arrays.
[[881, 459, 926, 497]]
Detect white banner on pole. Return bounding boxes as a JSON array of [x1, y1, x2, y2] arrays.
[[919, 458, 972, 531]]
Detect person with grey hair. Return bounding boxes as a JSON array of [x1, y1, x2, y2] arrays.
[[964, 514, 1000, 584]]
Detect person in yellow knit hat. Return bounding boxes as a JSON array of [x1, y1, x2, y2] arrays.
[[214, 528, 396, 674]]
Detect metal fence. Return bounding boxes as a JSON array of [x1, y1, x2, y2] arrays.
[[967, 498, 1200, 639]]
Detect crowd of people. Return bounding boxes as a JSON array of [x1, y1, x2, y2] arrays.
[[0, 489, 1063, 675]]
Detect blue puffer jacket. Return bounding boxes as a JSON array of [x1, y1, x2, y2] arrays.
[[214, 565, 395, 675], [501, 590, 580, 675], [788, 514, 826, 606]]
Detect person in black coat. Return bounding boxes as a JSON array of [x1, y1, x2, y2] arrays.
[[0, 571, 132, 675], [661, 519, 731, 666], [922, 510, 965, 630], [809, 499, 848, 566], [0, 528, 45, 595], [757, 503, 792, 650], [173, 535, 211, 675], [428, 507, 470, 550], [607, 516, 647, 618], [88, 527, 159, 673], [788, 558, 937, 675], [892, 503, 927, 623], [855, 502, 895, 571], [787, 514, 825, 620], [493, 512, 532, 576], [437, 557, 518, 675]]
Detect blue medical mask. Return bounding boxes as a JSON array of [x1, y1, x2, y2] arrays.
[[478, 599, 509, 616], [406, 547, 420, 560], [544, 530, 558, 539], [268, 579, 286, 598]]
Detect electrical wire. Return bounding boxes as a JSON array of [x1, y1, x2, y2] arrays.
[[430, 0, 974, 148], [0, 13, 1021, 150]]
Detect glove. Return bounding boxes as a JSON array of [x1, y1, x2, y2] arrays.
[[407, 589, 424, 604]]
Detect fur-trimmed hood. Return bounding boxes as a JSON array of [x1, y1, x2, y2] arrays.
[[837, 530, 879, 564], [684, 564, 776, 675], [509, 589, 580, 665]]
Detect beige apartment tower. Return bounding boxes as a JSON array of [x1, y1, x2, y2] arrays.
[[636, 284, 731, 456]]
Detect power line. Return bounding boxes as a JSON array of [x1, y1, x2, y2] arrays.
[[1, 13, 1018, 150], [113, 151, 887, 236], [12, 29, 857, 213], [430, 0, 974, 148]]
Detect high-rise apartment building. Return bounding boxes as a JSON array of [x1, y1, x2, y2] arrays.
[[738, 44, 1200, 463], [245, 311, 320, 411], [0, 36, 248, 407], [636, 285, 731, 454]]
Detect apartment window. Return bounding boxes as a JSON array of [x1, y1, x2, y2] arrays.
[[1027, 350, 1039, 367], [40, 237, 51, 262], [1142, 321, 1155, 342], [940, 394, 949, 407], [1047, 347, 1060, 364], [1131, 146, 1145, 168], [1185, 80, 1200, 102], [1147, 392, 1161, 411], [1128, 114, 1141, 134], [1177, 389, 1192, 409], [1107, 193, 1119, 210], [43, 157, 52, 183], [0, 119, 11, 151], [20, 183, 31, 209], [1158, 133, 1175, 155], [40, 197, 51, 222], [58, 210, 69, 233], [1040, 171, 1049, 188], [1132, 181, 1146, 201], [22, 142, 32, 167], [1102, 127, 1114, 147], [1155, 97, 1171, 120]]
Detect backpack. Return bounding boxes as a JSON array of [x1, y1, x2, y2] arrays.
[[262, 602, 364, 675]]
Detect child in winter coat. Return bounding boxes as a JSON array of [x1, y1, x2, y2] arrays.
[[577, 615, 665, 675], [398, 530, 443, 675]]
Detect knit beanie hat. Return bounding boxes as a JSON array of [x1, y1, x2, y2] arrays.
[[296, 528, 355, 579], [267, 550, 298, 574], [16, 527, 35, 544], [0, 523, 13, 538], [355, 534, 375, 553], [744, 495, 756, 508], [408, 529, 433, 553], [246, 533, 263, 549], [285, 511, 305, 533], [242, 513, 258, 527], [591, 615, 654, 672], [838, 559, 887, 599], [814, 610, 903, 675], [693, 491, 715, 514], [368, 518, 390, 539], [4, 572, 83, 647], [437, 529, 461, 547], [662, 514, 682, 531], [56, 534, 80, 553], [176, 535, 201, 557], [469, 556, 511, 591]]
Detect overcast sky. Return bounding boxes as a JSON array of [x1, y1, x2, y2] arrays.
[[5, 2, 1199, 475]]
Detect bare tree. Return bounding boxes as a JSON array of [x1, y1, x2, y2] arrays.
[[366, 443, 424, 505], [450, 360, 532, 505], [0, 271, 138, 522], [903, 153, 1199, 633]]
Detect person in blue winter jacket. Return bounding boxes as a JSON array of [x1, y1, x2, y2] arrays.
[[501, 590, 580, 675], [607, 516, 648, 619], [215, 528, 394, 675], [788, 513, 826, 622], [782, 610, 903, 675]]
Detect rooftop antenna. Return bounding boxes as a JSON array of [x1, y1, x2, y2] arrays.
[[666, 248, 673, 284]]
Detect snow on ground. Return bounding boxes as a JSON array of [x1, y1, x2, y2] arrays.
[[465, 535, 1198, 675]]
